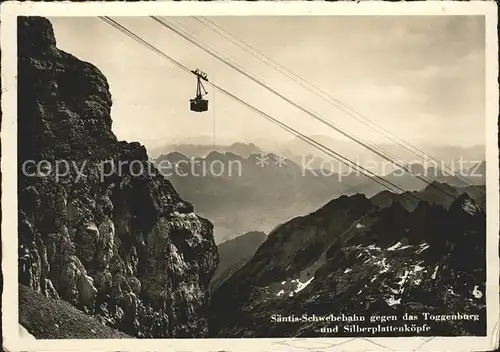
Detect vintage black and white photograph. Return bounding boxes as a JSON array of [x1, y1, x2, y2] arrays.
[[1, 2, 499, 351]]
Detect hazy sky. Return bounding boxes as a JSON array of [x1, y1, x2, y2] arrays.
[[48, 15, 486, 151]]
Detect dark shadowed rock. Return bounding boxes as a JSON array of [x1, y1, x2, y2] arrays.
[[370, 181, 486, 212], [211, 231, 267, 291], [17, 16, 218, 338], [209, 193, 486, 337], [19, 285, 133, 339]]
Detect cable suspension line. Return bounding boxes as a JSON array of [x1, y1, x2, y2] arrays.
[[99, 16, 423, 206], [193, 16, 485, 194], [151, 16, 461, 201]]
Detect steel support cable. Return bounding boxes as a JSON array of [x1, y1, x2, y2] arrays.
[[152, 16, 460, 201], [160, 17, 475, 200], [191, 16, 425, 186], [194, 15, 485, 193], [100, 16, 423, 205], [157, 17, 418, 177]]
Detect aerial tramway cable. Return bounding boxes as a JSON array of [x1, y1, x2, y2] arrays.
[[212, 74, 216, 150], [192, 16, 485, 194], [152, 17, 455, 197], [151, 16, 463, 201], [157, 17, 482, 200], [99, 16, 424, 206], [186, 17, 411, 181]]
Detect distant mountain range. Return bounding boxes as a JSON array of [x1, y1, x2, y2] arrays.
[[149, 142, 262, 159], [155, 150, 485, 243], [282, 135, 486, 168], [149, 138, 486, 174], [209, 190, 486, 337]]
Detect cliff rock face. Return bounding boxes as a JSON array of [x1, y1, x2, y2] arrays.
[[17, 16, 218, 338], [210, 192, 486, 337]]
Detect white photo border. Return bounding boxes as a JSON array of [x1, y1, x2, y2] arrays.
[[1, 1, 499, 351]]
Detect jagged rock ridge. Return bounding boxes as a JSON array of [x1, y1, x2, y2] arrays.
[[370, 181, 486, 212], [17, 16, 218, 338], [209, 190, 486, 337]]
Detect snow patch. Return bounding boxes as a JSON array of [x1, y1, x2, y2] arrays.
[[472, 286, 483, 299], [277, 276, 315, 298], [462, 199, 478, 216], [413, 264, 425, 273], [388, 285, 402, 294], [387, 242, 402, 251], [86, 223, 99, 232], [431, 265, 439, 280], [416, 242, 430, 254], [356, 223, 365, 229], [396, 270, 410, 287], [386, 242, 412, 251], [343, 268, 352, 274], [385, 295, 401, 307], [374, 258, 391, 274], [292, 277, 314, 293]]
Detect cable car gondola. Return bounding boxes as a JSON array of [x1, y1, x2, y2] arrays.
[[190, 69, 209, 112]]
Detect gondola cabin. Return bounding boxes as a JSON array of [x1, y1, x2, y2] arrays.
[[190, 97, 209, 112], [190, 69, 209, 113]]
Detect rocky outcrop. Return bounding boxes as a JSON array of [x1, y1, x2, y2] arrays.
[[17, 16, 218, 338], [209, 192, 486, 337], [19, 285, 132, 339], [370, 181, 486, 212]]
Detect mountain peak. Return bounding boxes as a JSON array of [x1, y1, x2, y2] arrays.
[[317, 193, 371, 216], [206, 150, 225, 159], [450, 192, 482, 216], [224, 151, 244, 160], [162, 151, 189, 162], [424, 180, 456, 193]]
